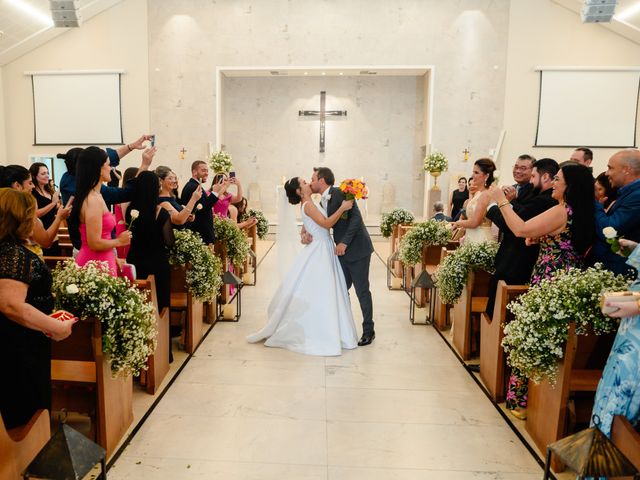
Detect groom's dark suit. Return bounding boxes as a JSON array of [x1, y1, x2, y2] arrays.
[[326, 186, 375, 336]]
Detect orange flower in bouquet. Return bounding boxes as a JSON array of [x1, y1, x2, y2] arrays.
[[338, 178, 368, 219]]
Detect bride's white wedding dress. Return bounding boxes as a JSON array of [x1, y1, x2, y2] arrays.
[[463, 191, 494, 244], [246, 201, 358, 356]]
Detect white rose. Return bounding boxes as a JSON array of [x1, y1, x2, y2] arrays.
[[196, 204, 203, 211], [130, 209, 140, 219], [602, 227, 617, 239], [66, 284, 79, 294]]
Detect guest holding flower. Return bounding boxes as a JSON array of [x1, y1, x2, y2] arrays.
[[0, 188, 74, 429], [71, 147, 131, 276]]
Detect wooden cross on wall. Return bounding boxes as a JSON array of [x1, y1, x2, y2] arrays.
[[298, 91, 347, 153]]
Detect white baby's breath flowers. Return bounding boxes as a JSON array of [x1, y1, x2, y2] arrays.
[[398, 220, 453, 266], [602, 226, 617, 239], [380, 208, 415, 238], [65, 284, 79, 294]]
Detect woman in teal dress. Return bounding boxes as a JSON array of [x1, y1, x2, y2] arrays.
[[591, 238, 640, 437]]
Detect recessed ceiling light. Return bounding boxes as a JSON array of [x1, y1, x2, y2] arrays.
[[321, 72, 326, 76], [339, 72, 343, 75], [304, 72, 308, 75], [6, 0, 53, 26]]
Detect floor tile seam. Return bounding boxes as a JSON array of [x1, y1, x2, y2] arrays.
[[116, 453, 330, 468], [172, 380, 327, 388], [148, 411, 327, 421], [323, 419, 520, 429], [322, 385, 496, 396], [323, 385, 477, 393], [325, 464, 542, 474]]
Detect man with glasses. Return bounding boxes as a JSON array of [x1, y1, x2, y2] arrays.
[[502, 154, 535, 204]]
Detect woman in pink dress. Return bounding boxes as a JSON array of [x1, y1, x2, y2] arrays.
[[211, 173, 243, 218], [71, 147, 131, 276]]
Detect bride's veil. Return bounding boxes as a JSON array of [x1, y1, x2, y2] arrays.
[[275, 185, 302, 283]]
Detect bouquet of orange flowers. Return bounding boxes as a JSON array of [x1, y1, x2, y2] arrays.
[[338, 178, 368, 219]]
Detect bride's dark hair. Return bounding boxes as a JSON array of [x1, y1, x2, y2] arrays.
[[284, 177, 302, 205]]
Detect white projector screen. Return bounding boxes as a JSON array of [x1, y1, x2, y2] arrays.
[[535, 70, 640, 147], [31, 72, 123, 145]]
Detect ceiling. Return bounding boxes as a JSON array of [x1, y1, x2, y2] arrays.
[[0, 0, 123, 66], [0, 0, 638, 68]]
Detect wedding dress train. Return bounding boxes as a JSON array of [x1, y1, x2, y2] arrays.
[[247, 201, 358, 356]]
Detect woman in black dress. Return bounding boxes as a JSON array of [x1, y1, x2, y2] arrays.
[[449, 176, 469, 221], [30, 162, 61, 256], [156, 165, 201, 226], [125, 172, 176, 360], [0, 189, 74, 429]]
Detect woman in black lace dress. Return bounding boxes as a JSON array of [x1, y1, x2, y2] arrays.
[[449, 177, 469, 221], [0, 189, 74, 429]]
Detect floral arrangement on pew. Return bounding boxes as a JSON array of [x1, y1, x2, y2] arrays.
[[380, 208, 415, 238], [398, 220, 452, 266], [168, 229, 223, 302], [502, 264, 629, 385], [246, 208, 269, 239], [433, 240, 498, 304], [209, 150, 233, 173], [214, 216, 251, 266], [51, 260, 157, 377]]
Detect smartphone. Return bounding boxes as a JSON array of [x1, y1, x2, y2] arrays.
[[229, 171, 236, 178], [150, 135, 156, 147]]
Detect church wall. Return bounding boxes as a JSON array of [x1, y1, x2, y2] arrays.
[[222, 76, 425, 216], [0, 0, 149, 170], [0, 70, 6, 163], [148, 0, 511, 216], [501, 0, 640, 177]]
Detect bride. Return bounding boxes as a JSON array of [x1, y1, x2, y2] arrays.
[[246, 177, 359, 356], [452, 158, 496, 244]]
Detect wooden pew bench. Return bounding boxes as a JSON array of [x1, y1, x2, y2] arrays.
[[170, 264, 205, 354], [451, 269, 491, 360], [479, 281, 528, 402], [0, 410, 50, 480]]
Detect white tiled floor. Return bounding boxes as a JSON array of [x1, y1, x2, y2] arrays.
[[108, 242, 544, 479]]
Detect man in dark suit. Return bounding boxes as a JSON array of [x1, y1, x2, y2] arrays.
[[431, 201, 452, 222], [485, 158, 559, 316], [180, 160, 225, 245], [592, 149, 640, 277], [308, 167, 375, 346]]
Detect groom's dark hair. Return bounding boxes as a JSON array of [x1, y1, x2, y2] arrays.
[[313, 167, 335, 186]]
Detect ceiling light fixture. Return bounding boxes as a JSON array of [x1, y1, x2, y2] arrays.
[[321, 72, 326, 75], [6, 0, 53, 26], [614, 0, 640, 20]]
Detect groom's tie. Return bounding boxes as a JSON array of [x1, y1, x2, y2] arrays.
[[321, 193, 328, 211]]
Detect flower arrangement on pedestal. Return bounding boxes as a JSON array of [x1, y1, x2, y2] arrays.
[[209, 150, 233, 173], [502, 264, 629, 385], [434, 240, 498, 304], [214, 216, 251, 265], [168, 229, 223, 302], [398, 220, 452, 265], [51, 260, 157, 377], [380, 208, 415, 238], [246, 208, 269, 239], [424, 151, 448, 190]]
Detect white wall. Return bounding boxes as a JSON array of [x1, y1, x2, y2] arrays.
[[222, 76, 425, 216], [500, 0, 640, 177], [0, 69, 6, 163], [0, 0, 149, 170], [147, 0, 510, 209]]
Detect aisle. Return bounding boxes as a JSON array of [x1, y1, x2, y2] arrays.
[[109, 242, 542, 479]]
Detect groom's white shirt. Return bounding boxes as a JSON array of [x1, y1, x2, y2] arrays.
[[320, 186, 332, 210]]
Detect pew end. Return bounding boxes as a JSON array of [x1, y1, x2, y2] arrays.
[[1, 410, 51, 480], [611, 415, 640, 470]]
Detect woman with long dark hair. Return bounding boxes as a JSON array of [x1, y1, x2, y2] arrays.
[[490, 162, 595, 418], [72, 147, 131, 276], [595, 172, 618, 210], [449, 177, 469, 220], [156, 165, 201, 226], [30, 163, 62, 255]]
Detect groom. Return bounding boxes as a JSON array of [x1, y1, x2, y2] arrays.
[[307, 167, 376, 346]]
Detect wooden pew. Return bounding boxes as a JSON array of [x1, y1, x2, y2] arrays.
[[170, 264, 204, 354], [397, 225, 414, 289], [134, 276, 170, 395], [240, 224, 257, 286], [479, 281, 528, 402], [433, 247, 453, 331], [526, 323, 615, 471], [57, 227, 73, 257], [43, 255, 70, 270], [611, 415, 640, 470], [0, 410, 51, 480], [451, 268, 491, 360], [51, 318, 133, 457]]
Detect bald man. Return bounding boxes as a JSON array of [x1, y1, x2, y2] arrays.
[[592, 149, 640, 277]]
